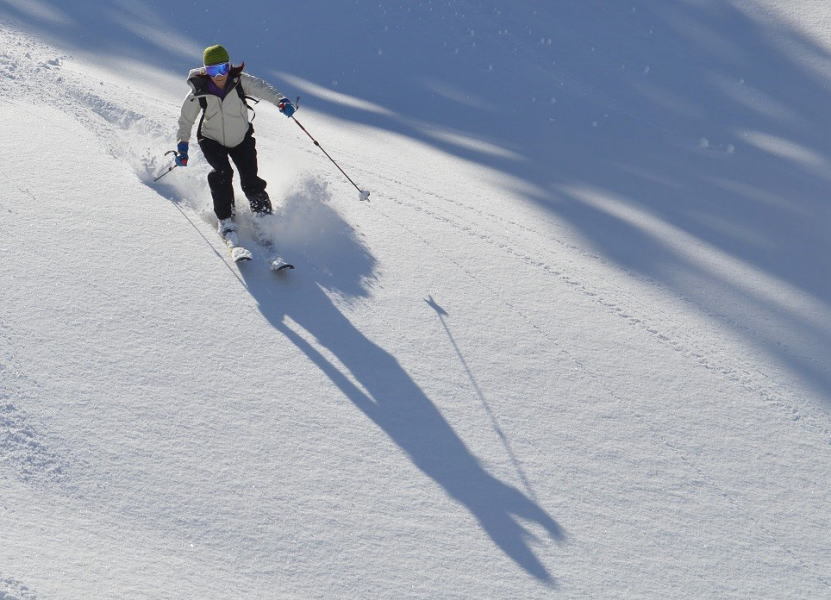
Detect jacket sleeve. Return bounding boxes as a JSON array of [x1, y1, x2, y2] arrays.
[[177, 92, 202, 143], [239, 72, 287, 107]]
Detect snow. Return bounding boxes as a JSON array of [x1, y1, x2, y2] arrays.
[[1, 1, 830, 598]]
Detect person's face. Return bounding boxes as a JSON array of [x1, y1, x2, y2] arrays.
[[205, 61, 230, 85]]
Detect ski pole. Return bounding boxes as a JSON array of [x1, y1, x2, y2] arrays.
[[153, 150, 179, 182], [290, 116, 370, 201]]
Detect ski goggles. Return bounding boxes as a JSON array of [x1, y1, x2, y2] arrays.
[[205, 62, 230, 77]]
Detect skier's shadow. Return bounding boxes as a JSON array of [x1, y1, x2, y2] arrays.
[[238, 183, 565, 584]]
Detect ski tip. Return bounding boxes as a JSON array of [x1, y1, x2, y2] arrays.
[[230, 247, 253, 262], [271, 262, 295, 272]]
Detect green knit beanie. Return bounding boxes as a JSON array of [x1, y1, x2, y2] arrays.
[[203, 44, 230, 66]]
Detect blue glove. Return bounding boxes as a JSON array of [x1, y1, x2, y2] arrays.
[[175, 141, 189, 167], [278, 98, 296, 118]]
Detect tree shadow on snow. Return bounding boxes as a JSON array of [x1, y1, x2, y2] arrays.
[[255, 0, 831, 406], [236, 181, 566, 584], [254, 1, 831, 406]]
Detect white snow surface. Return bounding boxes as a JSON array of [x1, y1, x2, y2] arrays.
[[1, 1, 830, 598]]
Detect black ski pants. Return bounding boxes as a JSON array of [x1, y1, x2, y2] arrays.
[[199, 125, 272, 220]]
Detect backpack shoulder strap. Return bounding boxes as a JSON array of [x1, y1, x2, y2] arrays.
[[234, 78, 259, 121], [196, 95, 208, 139]]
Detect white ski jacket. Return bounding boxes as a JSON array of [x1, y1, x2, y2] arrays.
[[177, 66, 288, 148]]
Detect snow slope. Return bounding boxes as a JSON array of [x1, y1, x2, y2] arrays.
[[1, 1, 830, 598]]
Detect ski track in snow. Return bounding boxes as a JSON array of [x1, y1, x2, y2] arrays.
[[294, 139, 831, 583], [359, 175, 831, 590], [0, 25, 174, 187], [281, 118, 824, 442], [332, 155, 830, 446]]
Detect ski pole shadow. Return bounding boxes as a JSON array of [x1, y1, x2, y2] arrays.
[[424, 295, 540, 503], [237, 185, 566, 584]]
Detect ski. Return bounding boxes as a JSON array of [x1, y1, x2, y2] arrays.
[[220, 228, 253, 263], [270, 258, 295, 272], [251, 216, 295, 272], [229, 245, 253, 262]]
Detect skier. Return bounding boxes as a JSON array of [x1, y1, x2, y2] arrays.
[[174, 44, 296, 239]]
